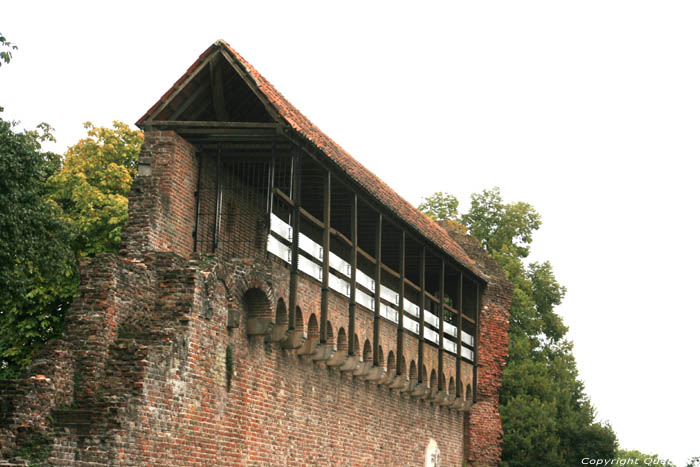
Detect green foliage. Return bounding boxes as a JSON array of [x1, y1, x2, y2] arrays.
[[0, 119, 142, 378], [418, 192, 460, 222], [0, 32, 18, 66], [421, 188, 618, 465], [48, 121, 143, 256], [0, 116, 78, 378]]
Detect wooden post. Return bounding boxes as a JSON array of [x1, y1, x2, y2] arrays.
[[473, 282, 480, 403], [287, 153, 301, 330], [373, 213, 382, 367], [457, 272, 463, 395], [349, 193, 358, 355], [213, 144, 222, 251], [396, 230, 405, 373], [320, 170, 331, 343], [438, 259, 445, 390], [418, 246, 426, 381]]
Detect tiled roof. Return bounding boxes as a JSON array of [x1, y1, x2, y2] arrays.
[[137, 41, 487, 282]]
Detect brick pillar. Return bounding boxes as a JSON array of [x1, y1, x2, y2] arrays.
[[122, 130, 198, 258]]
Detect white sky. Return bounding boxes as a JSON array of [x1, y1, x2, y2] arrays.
[[3, 1, 699, 464]]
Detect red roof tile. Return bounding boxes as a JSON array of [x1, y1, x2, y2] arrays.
[[137, 41, 487, 282]]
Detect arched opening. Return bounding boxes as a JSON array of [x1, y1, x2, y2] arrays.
[[376, 346, 384, 367], [325, 321, 335, 345], [429, 369, 437, 389], [386, 351, 396, 372], [243, 288, 272, 336], [466, 384, 472, 399], [421, 364, 428, 383], [352, 334, 360, 356], [449, 377, 456, 395], [336, 328, 347, 351], [243, 288, 271, 318], [307, 314, 319, 341], [457, 380, 464, 399], [275, 298, 287, 324], [409, 361, 418, 380], [295, 307, 304, 330], [440, 374, 446, 392], [362, 339, 372, 362]]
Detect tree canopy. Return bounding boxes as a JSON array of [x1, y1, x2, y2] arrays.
[[0, 116, 142, 378], [421, 189, 617, 465], [0, 117, 77, 377]]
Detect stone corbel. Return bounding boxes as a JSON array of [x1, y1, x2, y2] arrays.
[[281, 331, 305, 350], [247, 317, 274, 336], [326, 349, 348, 367], [364, 366, 385, 382], [339, 355, 360, 373], [437, 391, 455, 406], [352, 361, 372, 377], [311, 343, 335, 362], [267, 323, 289, 343], [388, 374, 409, 391], [377, 369, 396, 385], [449, 396, 464, 410], [458, 398, 474, 412], [410, 382, 429, 399], [297, 337, 319, 356]]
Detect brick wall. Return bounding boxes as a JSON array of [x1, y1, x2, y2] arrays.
[[0, 132, 510, 466]]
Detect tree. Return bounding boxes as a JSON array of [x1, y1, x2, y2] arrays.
[[418, 192, 460, 222], [0, 119, 143, 378], [421, 188, 618, 465], [0, 31, 17, 66], [0, 116, 77, 378], [48, 121, 143, 256]]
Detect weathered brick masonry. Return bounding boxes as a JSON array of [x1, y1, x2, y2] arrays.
[[0, 42, 511, 466]]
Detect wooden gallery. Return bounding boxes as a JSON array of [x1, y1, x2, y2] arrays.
[[0, 41, 512, 466]]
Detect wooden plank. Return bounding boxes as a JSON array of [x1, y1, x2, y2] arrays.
[[145, 52, 216, 122], [473, 282, 480, 402], [274, 187, 294, 207], [209, 57, 229, 121], [145, 120, 281, 129], [457, 272, 463, 390], [169, 82, 209, 120], [288, 152, 301, 330], [373, 213, 382, 367], [397, 230, 405, 373], [320, 170, 331, 343], [300, 207, 324, 230], [418, 247, 426, 382], [219, 49, 285, 124], [349, 193, 357, 356], [438, 259, 445, 390]]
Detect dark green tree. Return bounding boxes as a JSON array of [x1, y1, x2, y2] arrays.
[[420, 189, 618, 465], [0, 117, 78, 377]]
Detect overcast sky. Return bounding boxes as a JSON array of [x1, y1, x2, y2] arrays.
[[3, 1, 699, 464]]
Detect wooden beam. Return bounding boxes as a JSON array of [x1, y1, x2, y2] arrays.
[[438, 258, 445, 391], [144, 120, 281, 129], [397, 230, 405, 374], [219, 49, 285, 124], [373, 213, 382, 367], [418, 246, 426, 382], [192, 152, 202, 252], [320, 170, 331, 343], [473, 282, 481, 403], [169, 83, 209, 120], [349, 193, 357, 356], [145, 52, 216, 123], [288, 152, 301, 330], [457, 272, 463, 392]]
